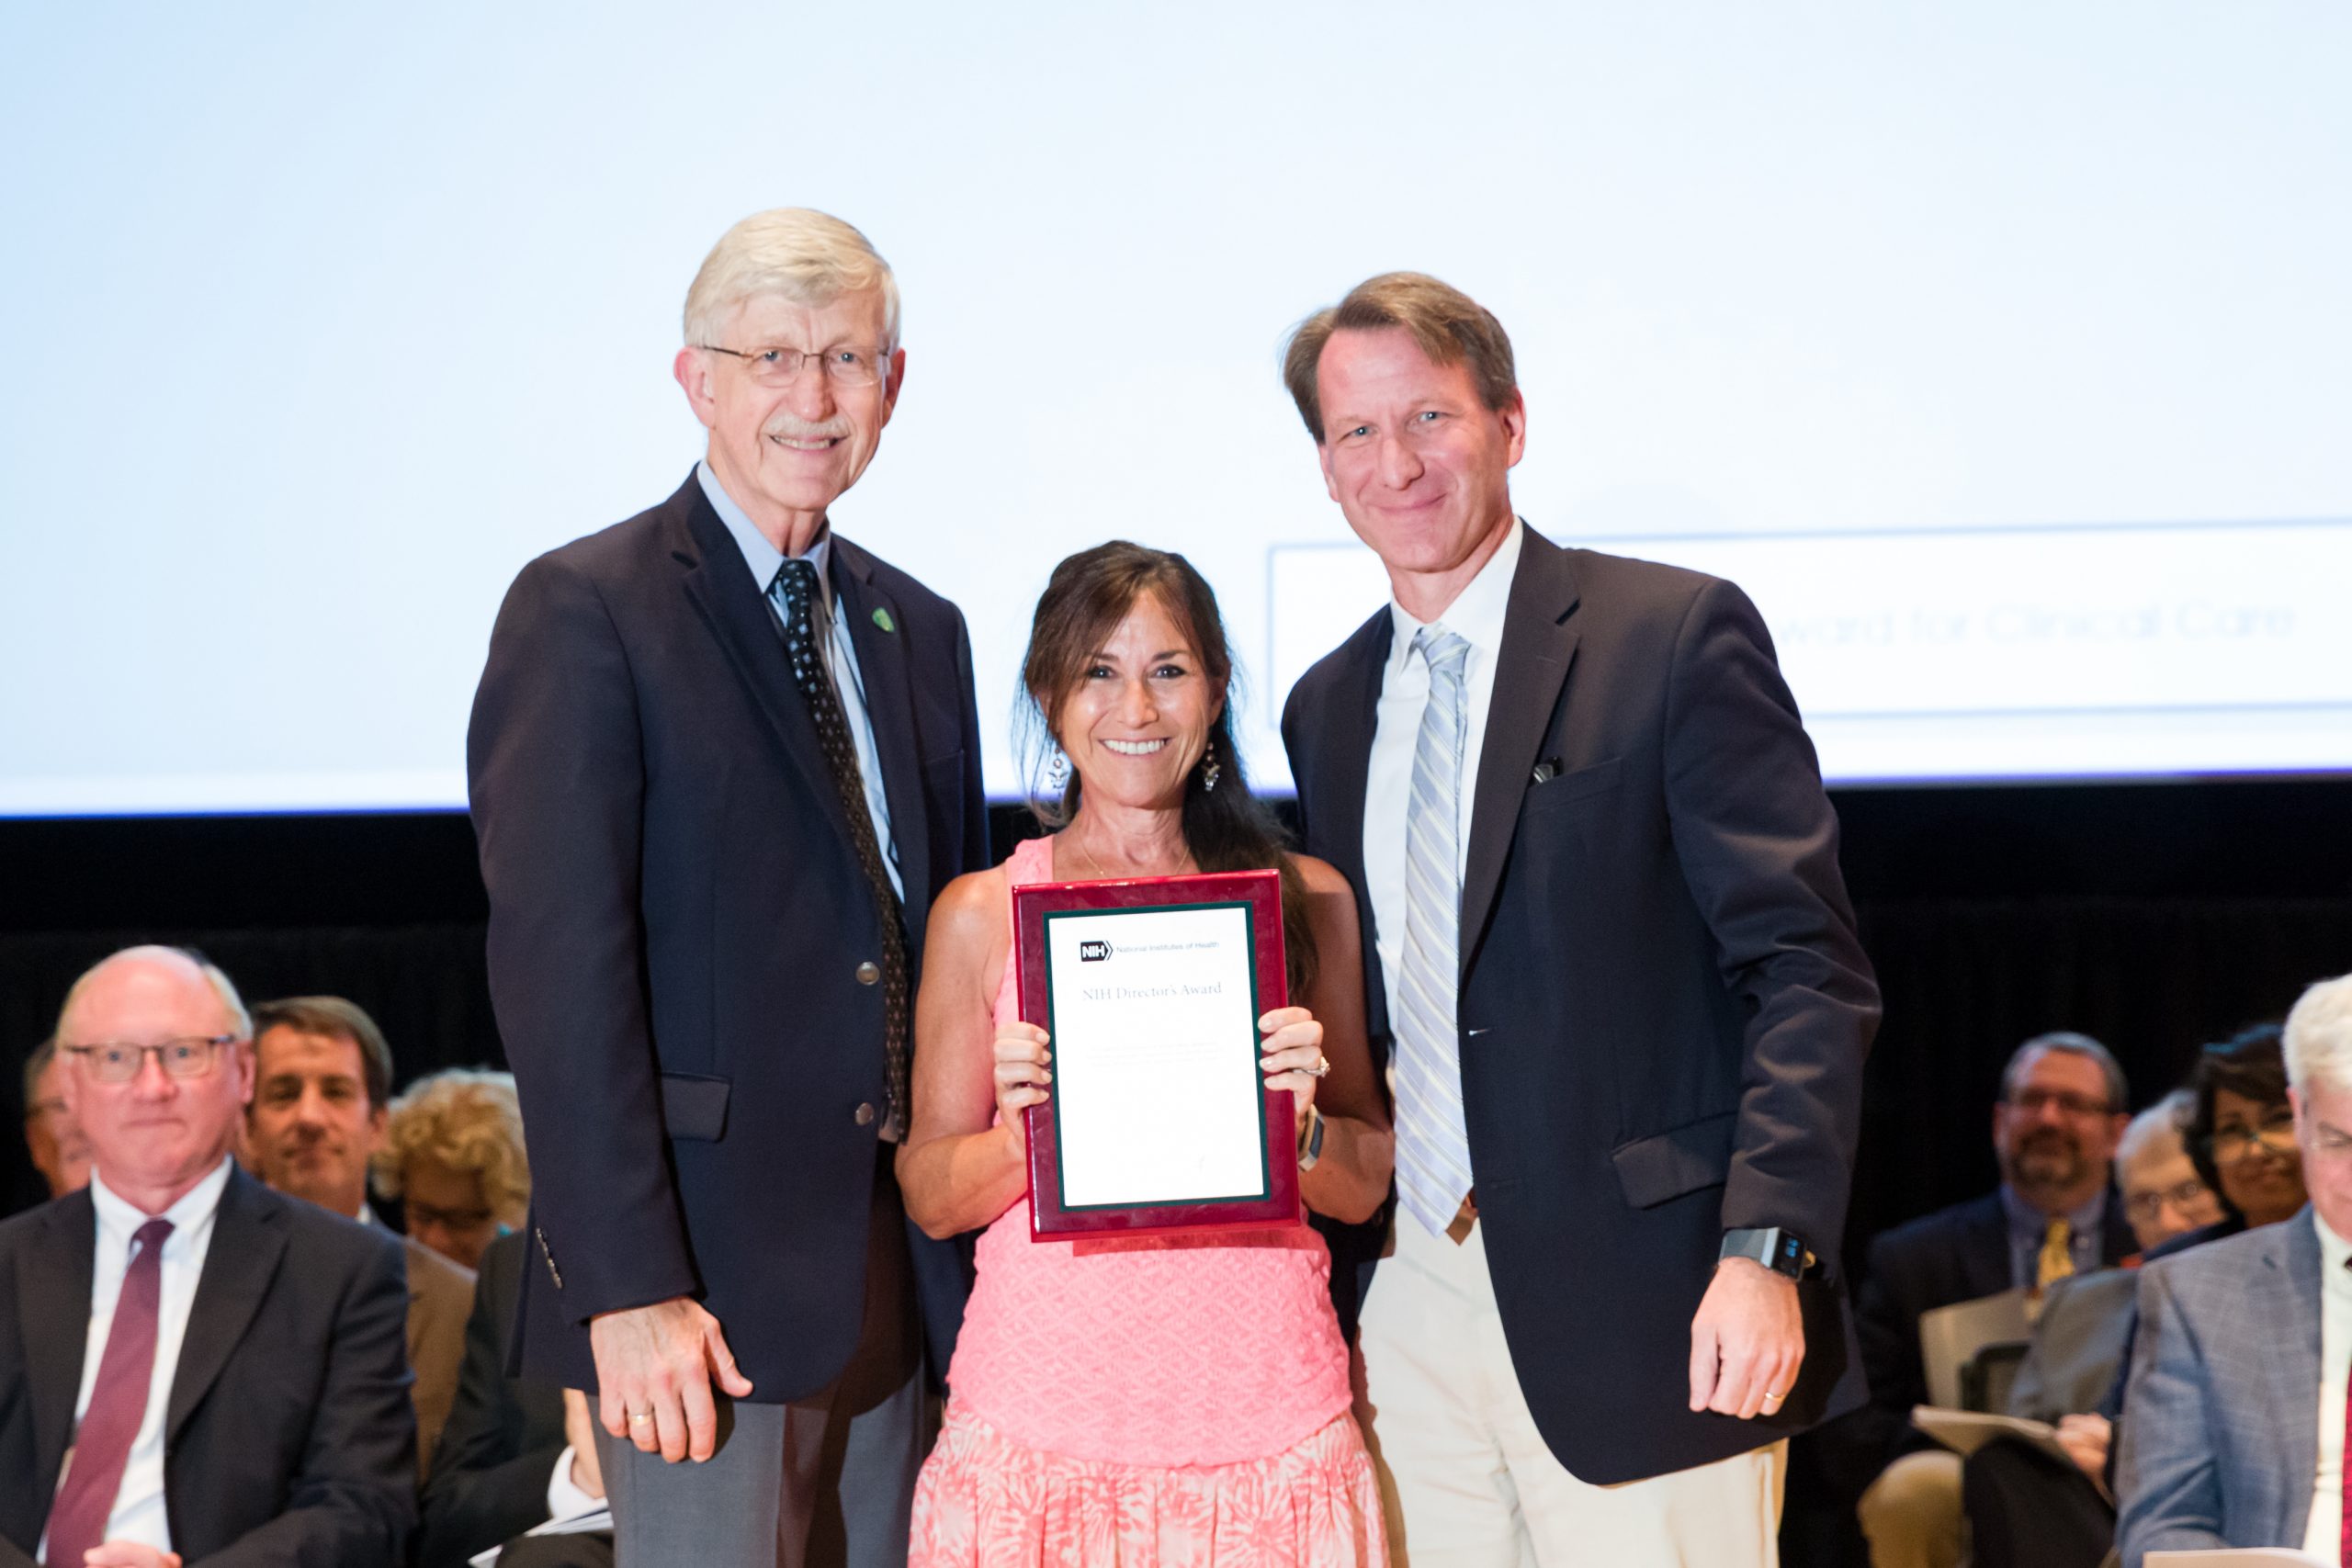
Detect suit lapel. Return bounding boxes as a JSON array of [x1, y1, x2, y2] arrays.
[[831, 538, 932, 919], [1314, 608, 1395, 1051], [1957, 1193, 2018, 1300], [2253, 1213, 2324, 1518], [1460, 529, 1581, 971], [166, 1168, 288, 1444], [19, 1191, 96, 1484], [672, 487, 857, 847]]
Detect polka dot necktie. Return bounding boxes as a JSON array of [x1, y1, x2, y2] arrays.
[[772, 558, 909, 1141]]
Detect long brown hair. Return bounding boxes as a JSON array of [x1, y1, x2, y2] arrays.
[[1019, 542, 1318, 997]]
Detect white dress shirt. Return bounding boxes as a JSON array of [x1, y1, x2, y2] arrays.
[[2302, 1208, 2352, 1554], [41, 1156, 233, 1559], [697, 460, 904, 901], [1362, 519, 1525, 1039], [545, 1444, 603, 1522]]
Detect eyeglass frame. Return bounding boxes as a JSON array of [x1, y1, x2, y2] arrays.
[[59, 1034, 240, 1084], [694, 342, 893, 389], [405, 1198, 498, 1232], [2121, 1176, 2214, 1224], [2204, 1110, 2298, 1163], [2002, 1087, 2117, 1120]]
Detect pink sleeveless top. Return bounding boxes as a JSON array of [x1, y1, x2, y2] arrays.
[[941, 835, 1353, 1467]]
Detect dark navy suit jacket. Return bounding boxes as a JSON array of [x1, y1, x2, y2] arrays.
[[1828, 1187, 2137, 1494], [468, 471, 989, 1402], [0, 1167, 416, 1566], [1282, 525, 1881, 1484]]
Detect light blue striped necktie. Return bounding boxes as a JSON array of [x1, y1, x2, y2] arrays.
[[1394, 626, 1476, 1236]]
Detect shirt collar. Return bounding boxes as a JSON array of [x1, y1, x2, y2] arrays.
[[2314, 1205, 2352, 1286], [89, 1154, 234, 1253], [696, 460, 832, 606], [1997, 1181, 2110, 1242], [1385, 518, 1524, 673]]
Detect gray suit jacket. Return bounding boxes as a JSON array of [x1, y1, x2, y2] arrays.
[[2114, 1209, 2323, 1566], [2007, 1267, 2142, 1422]]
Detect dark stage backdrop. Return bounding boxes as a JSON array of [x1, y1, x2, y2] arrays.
[[7, 782, 2351, 1248]]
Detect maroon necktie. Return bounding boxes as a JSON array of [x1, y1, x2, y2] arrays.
[[2341, 1347, 2350, 1568], [45, 1218, 172, 1567]]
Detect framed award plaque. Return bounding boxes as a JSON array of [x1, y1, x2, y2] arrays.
[[1011, 866, 1301, 1240]]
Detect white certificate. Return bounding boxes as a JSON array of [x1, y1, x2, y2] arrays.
[[1043, 900, 1269, 1208]]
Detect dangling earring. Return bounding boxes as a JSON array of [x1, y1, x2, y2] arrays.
[[1046, 747, 1070, 791], [1200, 738, 1221, 794]]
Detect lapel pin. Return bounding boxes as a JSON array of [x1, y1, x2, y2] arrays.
[[871, 607, 896, 634]]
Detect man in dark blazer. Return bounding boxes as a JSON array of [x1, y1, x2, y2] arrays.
[[1834, 1033, 2135, 1568], [420, 1229, 609, 1568], [468, 208, 988, 1568], [1278, 272, 1879, 1563], [0, 946, 414, 1568]]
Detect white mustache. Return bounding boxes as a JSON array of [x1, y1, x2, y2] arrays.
[[767, 418, 850, 441]]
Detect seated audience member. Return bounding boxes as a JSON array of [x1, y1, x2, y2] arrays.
[[22, 1037, 92, 1199], [2167, 1021, 2306, 1252], [1958, 1088, 2225, 1568], [1842, 1032, 2137, 1568], [247, 996, 475, 1473], [371, 1067, 528, 1272], [0, 946, 414, 1568], [419, 1228, 612, 1568], [2116, 972, 2352, 1565]]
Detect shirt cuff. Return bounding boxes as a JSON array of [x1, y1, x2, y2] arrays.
[[546, 1445, 603, 1520]]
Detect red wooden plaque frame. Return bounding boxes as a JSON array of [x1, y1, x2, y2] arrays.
[[1012, 867, 1300, 1240]]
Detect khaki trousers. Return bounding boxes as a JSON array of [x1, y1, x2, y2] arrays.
[[1856, 1450, 1964, 1568], [1357, 1211, 1785, 1566]]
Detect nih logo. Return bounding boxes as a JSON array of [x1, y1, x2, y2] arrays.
[[1079, 940, 1114, 963]]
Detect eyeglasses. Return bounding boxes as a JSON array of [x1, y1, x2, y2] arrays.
[[2123, 1177, 2213, 1224], [62, 1035, 236, 1084], [2208, 1109, 2296, 1162], [2006, 1088, 2114, 1119], [407, 1200, 495, 1232], [695, 343, 888, 389]]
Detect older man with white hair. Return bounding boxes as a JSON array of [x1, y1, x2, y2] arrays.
[[469, 208, 989, 1567], [2117, 971, 2352, 1565], [0, 945, 415, 1568]]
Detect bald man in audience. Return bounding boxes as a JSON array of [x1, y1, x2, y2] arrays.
[[0, 946, 414, 1568], [22, 1038, 92, 1201], [245, 997, 475, 1475]]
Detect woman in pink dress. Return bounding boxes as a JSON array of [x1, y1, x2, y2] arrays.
[[899, 542, 1394, 1566]]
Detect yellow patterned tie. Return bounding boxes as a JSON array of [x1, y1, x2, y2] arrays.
[[2037, 1215, 2075, 1291]]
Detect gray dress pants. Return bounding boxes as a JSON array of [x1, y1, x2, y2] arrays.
[[594, 1148, 926, 1568]]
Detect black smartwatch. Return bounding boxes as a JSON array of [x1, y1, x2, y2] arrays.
[[1720, 1226, 1815, 1280]]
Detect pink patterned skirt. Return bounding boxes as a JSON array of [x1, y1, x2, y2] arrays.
[[910, 1405, 1388, 1567]]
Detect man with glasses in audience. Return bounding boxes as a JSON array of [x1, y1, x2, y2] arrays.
[[1954, 1088, 2225, 1568], [21, 1038, 92, 1201], [469, 208, 989, 1568], [245, 996, 476, 1475], [1826, 1032, 2139, 1568], [0, 946, 414, 1568], [2118, 972, 2352, 1562]]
